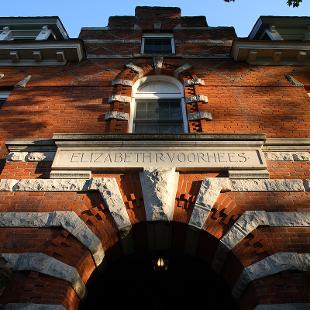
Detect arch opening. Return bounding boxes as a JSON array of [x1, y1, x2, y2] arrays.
[[80, 222, 239, 310]]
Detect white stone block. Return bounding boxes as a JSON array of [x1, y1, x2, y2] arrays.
[[108, 95, 131, 104], [91, 178, 132, 231], [231, 179, 305, 192], [104, 111, 129, 121], [112, 79, 133, 86], [1, 252, 86, 299], [184, 95, 208, 104], [140, 168, 179, 221]]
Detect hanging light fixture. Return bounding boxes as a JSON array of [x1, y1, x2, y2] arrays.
[[153, 257, 168, 271]]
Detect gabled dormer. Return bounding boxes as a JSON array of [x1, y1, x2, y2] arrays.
[[232, 16, 310, 65], [0, 17, 85, 66]]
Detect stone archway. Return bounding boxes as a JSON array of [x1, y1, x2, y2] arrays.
[[79, 221, 239, 310]]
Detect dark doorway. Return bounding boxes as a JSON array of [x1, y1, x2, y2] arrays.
[[80, 253, 238, 310]]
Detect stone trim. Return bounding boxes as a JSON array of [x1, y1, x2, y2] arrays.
[[140, 168, 179, 221], [254, 304, 310, 310], [184, 78, 205, 87], [108, 95, 131, 104], [285, 75, 304, 87], [111, 79, 133, 87], [231, 179, 306, 192], [188, 178, 231, 229], [125, 62, 143, 74], [232, 252, 310, 299], [15, 75, 31, 88], [174, 63, 192, 76], [50, 171, 91, 179], [264, 152, 310, 161], [228, 170, 269, 179], [0, 178, 308, 193], [153, 56, 164, 73], [0, 211, 104, 267], [0, 177, 132, 232], [187, 111, 212, 121], [212, 211, 310, 272], [1, 252, 86, 299], [2, 304, 66, 310], [6, 152, 55, 162], [104, 111, 129, 121], [90, 178, 132, 231], [184, 95, 208, 104]]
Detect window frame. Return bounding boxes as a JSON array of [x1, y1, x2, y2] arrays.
[[141, 33, 175, 55], [130, 75, 188, 134]]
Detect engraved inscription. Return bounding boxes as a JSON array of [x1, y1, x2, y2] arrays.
[[52, 147, 265, 170]]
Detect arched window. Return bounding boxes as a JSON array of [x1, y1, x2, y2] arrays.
[[131, 75, 187, 133]]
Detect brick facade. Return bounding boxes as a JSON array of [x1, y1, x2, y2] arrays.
[[0, 6, 309, 310]]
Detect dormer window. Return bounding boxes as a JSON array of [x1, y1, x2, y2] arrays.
[[141, 34, 175, 55]]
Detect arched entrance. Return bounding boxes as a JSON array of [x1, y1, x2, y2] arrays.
[[79, 222, 239, 310]]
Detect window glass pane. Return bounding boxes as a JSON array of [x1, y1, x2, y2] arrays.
[[143, 38, 173, 54], [134, 99, 184, 133]]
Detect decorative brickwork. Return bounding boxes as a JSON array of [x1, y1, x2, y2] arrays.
[[0, 6, 309, 310]]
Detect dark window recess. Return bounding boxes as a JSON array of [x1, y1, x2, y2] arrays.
[[134, 99, 183, 134], [0, 98, 5, 108], [261, 32, 271, 40], [143, 37, 173, 54]]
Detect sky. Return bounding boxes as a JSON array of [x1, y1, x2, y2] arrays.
[[1, 0, 309, 37]]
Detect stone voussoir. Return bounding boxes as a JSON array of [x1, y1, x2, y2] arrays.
[[1, 252, 87, 299]]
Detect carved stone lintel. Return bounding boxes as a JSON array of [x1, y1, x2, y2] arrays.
[[104, 111, 129, 121]]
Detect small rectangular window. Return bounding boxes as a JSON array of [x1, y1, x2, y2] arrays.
[[141, 34, 175, 55], [134, 99, 183, 134]]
